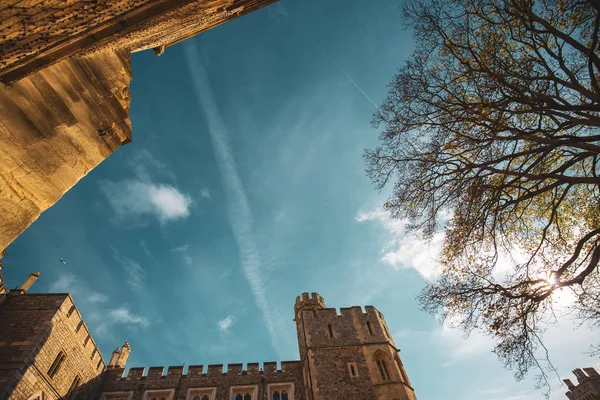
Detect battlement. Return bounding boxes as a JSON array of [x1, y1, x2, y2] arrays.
[[106, 360, 302, 382], [565, 367, 600, 400], [294, 292, 326, 316]]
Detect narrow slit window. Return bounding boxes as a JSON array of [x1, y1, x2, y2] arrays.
[[48, 351, 66, 378], [367, 321, 374, 335], [66, 375, 81, 399], [327, 323, 334, 338], [351, 365, 356, 376]]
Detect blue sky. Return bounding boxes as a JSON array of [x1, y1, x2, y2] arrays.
[[3, 1, 599, 399]]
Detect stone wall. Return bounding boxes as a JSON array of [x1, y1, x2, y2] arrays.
[[0, 0, 278, 83], [0, 293, 105, 400], [0, 49, 132, 252], [99, 361, 304, 400], [0, 0, 277, 252], [294, 293, 417, 400], [564, 367, 600, 400]]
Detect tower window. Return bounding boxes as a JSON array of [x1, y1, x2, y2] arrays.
[[376, 355, 391, 381], [66, 375, 81, 399], [327, 323, 334, 338], [367, 321, 374, 335], [383, 323, 391, 339], [47, 351, 66, 378], [347, 361, 359, 378], [234, 394, 251, 400]]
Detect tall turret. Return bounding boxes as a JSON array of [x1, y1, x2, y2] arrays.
[[107, 342, 131, 369], [294, 293, 417, 400]]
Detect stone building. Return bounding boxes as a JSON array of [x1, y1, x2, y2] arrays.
[[0, 274, 417, 400], [564, 368, 600, 400], [0, 0, 277, 253]]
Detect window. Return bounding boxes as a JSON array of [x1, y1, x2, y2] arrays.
[[376, 354, 391, 381], [143, 389, 174, 400], [347, 362, 359, 378], [327, 324, 334, 338], [67, 305, 76, 317], [272, 390, 289, 400], [187, 388, 216, 400], [267, 383, 294, 400], [27, 392, 44, 400], [231, 385, 257, 400], [367, 321, 374, 335], [383, 323, 391, 339], [66, 375, 81, 399], [47, 351, 66, 378], [99, 392, 133, 400]]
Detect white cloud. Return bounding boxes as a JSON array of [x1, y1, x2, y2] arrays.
[[109, 307, 150, 327], [94, 306, 150, 336], [356, 208, 444, 280], [49, 273, 108, 304], [185, 43, 281, 355], [217, 315, 235, 333], [100, 180, 191, 223]]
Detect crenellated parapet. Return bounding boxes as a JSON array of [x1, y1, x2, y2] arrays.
[[105, 361, 302, 382], [564, 367, 600, 400], [297, 302, 396, 349], [99, 361, 304, 399]]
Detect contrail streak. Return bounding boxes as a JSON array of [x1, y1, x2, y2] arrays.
[[316, 45, 380, 110], [184, 43, 281, 355]]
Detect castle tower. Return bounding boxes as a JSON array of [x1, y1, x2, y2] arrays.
[[294, 292, 417, 400]]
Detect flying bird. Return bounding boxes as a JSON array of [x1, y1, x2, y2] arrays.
[[59, 258, 67, 265]]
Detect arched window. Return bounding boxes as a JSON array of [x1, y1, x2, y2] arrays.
[[234, 393, 251, 400], [366, 321, 374, 335], [376, 354, 391, 381], [327, 323, 334, 338], [192, 396, 209, 400]]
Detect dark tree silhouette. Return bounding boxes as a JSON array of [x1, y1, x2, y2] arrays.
[[366, 0, 600, 393]]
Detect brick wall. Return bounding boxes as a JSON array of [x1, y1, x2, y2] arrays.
[[0, 293, 105, 400]]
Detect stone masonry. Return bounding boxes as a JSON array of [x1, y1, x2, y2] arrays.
[[0, 275, 418, 400], [0, 0, 277, 253], [0, 274, 105, 400], [564, 368, 600, 400]]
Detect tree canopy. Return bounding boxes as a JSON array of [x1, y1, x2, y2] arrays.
[[366, 0, 600, 393]]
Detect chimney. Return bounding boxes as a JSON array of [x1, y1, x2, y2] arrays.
[[115, 341, 131, 368], [108, 348, 121, 368], [20, 272, 40, 293]]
